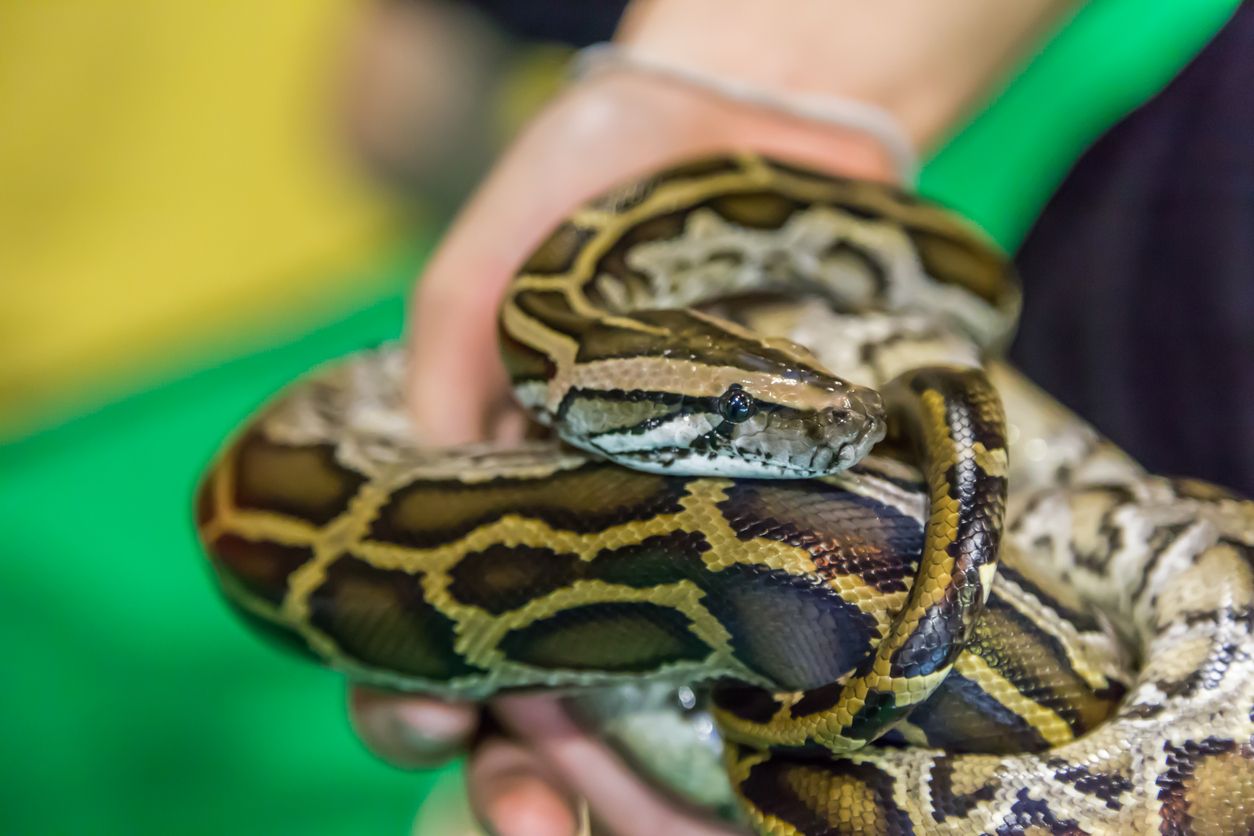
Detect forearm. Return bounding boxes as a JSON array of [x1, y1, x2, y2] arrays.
[[617, 0, 1076, 151]]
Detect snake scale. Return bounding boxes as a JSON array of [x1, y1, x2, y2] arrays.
[[196, 155, 1254, 833]]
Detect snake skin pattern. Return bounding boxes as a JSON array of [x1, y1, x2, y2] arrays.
[[196, 156, 1254, 833]]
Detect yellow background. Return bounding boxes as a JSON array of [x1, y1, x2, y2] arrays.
[[0, 1, 406, 435]]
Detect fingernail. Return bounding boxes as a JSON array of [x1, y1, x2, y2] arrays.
[[350, 693, 474, 768], [354, 711, 459, 768], [481, 771, 582, 836], [574, 797, 591, 836], [389, 715, 464, 762]]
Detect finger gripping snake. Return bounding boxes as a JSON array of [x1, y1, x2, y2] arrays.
[[196, 155, 1254, 833]]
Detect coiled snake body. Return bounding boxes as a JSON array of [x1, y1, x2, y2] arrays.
[[197, 156, 1254, 833]]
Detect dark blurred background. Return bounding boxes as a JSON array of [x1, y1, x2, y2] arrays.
[[0, 1, 1247, 834]]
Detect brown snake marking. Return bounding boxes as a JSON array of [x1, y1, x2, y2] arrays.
[[196, 155, 1254, 834]]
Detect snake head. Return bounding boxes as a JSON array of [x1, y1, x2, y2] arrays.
[[558, 361, 886, 479], [527, 308, 887, 478]]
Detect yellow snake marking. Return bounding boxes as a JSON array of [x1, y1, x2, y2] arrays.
[[513, 275, 673, 337], [713, 662, 958, 752], [564, 357, 866, 412], [279, 478, 404, 662], [201, 452, 322, 547], [977, 561, 999, 605], [972, 441, 1009, 479], [681, 307, 825, 366], [798, 386, 969, 738], [721, 748, 806, 836], [991, 556, 1123, 692], [440, 579, 738, 674], [500, 300, 579, 413], [348, 478, 896, 642], [678, 478, 902, 635], [951, 652, 1075, 746]]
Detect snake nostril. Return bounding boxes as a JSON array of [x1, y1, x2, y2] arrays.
[[862, 415, 887, 445]]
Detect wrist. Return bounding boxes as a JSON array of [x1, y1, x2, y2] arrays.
[[616, 0, 1073, 151], [562, 69, 903, 186]]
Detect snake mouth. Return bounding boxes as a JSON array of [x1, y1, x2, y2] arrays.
[[740, 448, 854, 477], [722, 403, 885, 477], [732, 435, 877, 477], [581, 398, 888, 478], [626, 419, 882, 479], [805, 442, 856, 473]]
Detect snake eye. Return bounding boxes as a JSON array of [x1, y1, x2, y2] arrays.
[[718, 385, 757, 423]]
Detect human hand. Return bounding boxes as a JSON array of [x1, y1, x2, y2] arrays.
[[350, 1, 1070, 833], [352, 688, 744, 835]]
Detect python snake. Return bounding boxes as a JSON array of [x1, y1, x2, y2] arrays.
[[196, 155, 1254, 833]]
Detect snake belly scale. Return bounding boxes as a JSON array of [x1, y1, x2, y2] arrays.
[[196, 155, 1254, 833]]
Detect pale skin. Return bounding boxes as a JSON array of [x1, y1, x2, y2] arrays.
[[348, 1, 1073, 833]]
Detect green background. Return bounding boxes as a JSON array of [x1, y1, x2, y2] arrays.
[[0, 3, 1237, 833]]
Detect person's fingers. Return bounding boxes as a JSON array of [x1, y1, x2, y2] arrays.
[[492, 695, 744, 836], [405, 75, 671, 446], [467, 736, 586, 836], [348, 689, 736, 834], [348, 685, 479, 769], [406, 71, 896, 446]]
